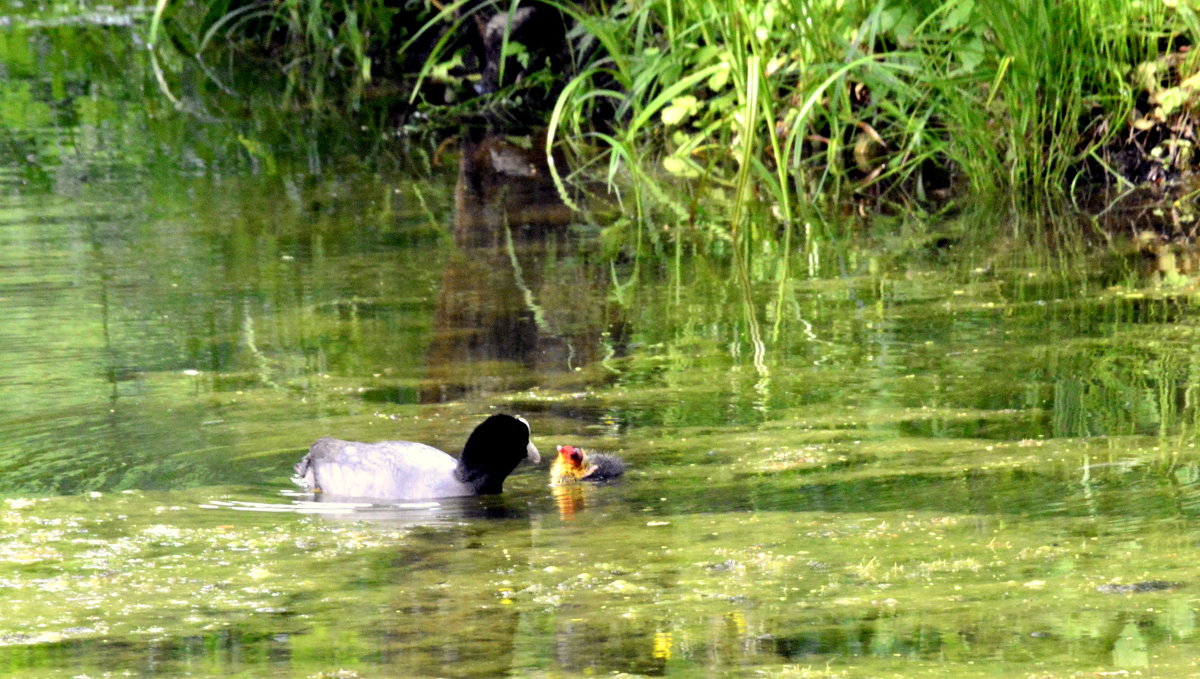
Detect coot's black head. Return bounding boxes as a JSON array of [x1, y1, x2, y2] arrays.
[[456, 414, 540, 494]]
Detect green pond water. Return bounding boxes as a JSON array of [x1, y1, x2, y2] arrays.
[[4, 9, 1200, 679]]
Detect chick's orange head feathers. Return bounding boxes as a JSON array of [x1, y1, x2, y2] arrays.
[[556, 445, 586, 470], [551, 445, 594, 485]]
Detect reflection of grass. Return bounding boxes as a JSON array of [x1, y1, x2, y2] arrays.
[[587, 221, 1200, 451]]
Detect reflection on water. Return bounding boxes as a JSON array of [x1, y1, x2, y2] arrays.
[[6, 17, 1200, 679], [4, 148, 1200, 678], [423, 131, 617, 403], [207, 489, 538, 524]]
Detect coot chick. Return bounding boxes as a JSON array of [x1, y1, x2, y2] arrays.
[[294, 414, 540, 500], [550, 445, 626, 485]]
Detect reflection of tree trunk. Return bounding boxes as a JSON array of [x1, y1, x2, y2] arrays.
[[451, 131, 574, 245], [552, 616, 669, 675], [422, 132, 588, 403]]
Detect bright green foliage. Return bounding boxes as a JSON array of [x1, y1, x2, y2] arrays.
[[549, 0, 1174, 234], [136, 0, 1193, 249], [145, 0, 1184, 234]]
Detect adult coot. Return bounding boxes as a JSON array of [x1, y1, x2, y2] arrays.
[[294, 414, 540, 500], [550, 444, 626, 485]]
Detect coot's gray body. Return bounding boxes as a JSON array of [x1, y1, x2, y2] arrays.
[[294, 414, 539, 500]]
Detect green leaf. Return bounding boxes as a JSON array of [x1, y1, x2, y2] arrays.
[[708, 63, 731, 91], [503, 41, 531, 69], [958, 36, 985, 72], [941, 0, 975, 32], [661, 95, 699, 126], [1157, 86, 1189, 115]]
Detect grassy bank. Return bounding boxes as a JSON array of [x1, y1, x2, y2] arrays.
[[549, 0, 1185, 222], [143, 0, 1197, 243]]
